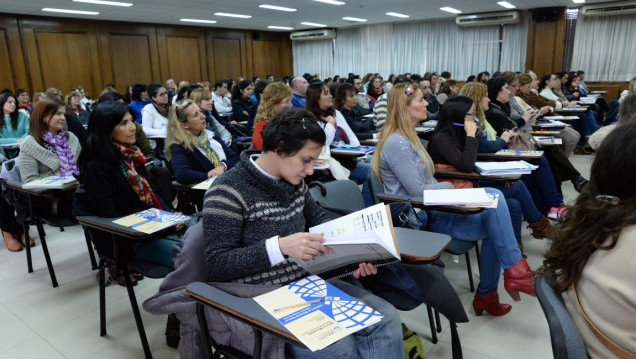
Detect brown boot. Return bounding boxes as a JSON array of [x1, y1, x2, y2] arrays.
[[529, 215, 556, 240], [2, 230, 23, 252], [20, 233, 35, 247]]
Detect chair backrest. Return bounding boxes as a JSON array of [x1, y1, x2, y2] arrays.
[[308, 180, 365, 214], [367, 169, 383, 205], [535, 275, 588, 359]]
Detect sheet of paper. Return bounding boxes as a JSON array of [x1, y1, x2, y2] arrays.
[[254, 275, 383, 351], [22, 176, 78, 189], [423, 188, 492, 206], [192, 177, 215, 190]]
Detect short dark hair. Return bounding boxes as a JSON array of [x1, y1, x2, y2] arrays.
[[97, 91, 124, 104], [213, 80, 225, 89], [486, 77, 508, 101], [147, 83, 164, 99], [345, 75, 360, 85], [253, 80, 271, 99], [15, 88, 27, 97], [131, 83, 147, 101], [261, 107, 326, 155], [440, 71, 451, 79]]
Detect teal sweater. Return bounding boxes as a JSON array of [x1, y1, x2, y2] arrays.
[[0, 112, 29, 145]]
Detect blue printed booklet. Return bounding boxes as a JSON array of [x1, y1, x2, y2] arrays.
[[22, 175, 78, 189], [254, 275, 384, 351], [112, 209, 189, 234], [330, 145, 375, 155]]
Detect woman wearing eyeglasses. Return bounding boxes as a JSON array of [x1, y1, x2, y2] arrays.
[[372, 83, 536, 317], [428, 96, 556, 256], [141, 83, 170, 138], [252, 82, 293, 150]]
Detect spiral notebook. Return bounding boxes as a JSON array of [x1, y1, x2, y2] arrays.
[[292, 203, 400, 280]]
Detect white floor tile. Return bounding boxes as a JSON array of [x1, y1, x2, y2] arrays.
[[0, 336, 66, 359], [0, 304, 39, 352]]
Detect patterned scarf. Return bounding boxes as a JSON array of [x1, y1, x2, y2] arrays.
[[152, 101, 169, 117], [42, 131, 79, 176], [114, 142, 162, 209], [321, 108, 350, 144], [195, 131, 221, 167]]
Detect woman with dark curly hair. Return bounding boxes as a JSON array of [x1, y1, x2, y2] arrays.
[[540, 121, 636, 358]]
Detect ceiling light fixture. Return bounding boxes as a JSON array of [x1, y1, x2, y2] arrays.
[[268, 26, 294, 30], [313, 0, 345, 5], [260, 5, 297, 12], [301, 22, 327, 27], [440, 7, 462, 14], [181, 18, 217, 24], [214, 12, 252, 19], [72, 0, 133, 6], [42, 8, 99, 15], [572, 0, 585, 3], [386, 12, 409, 18], [342, 16, 367, 22], [497, 1, 516, 9]]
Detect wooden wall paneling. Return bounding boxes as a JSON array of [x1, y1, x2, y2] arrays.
[[588, 82, 629, 101], [156, 27, 208, 84], [19, 19, 103, 97], [526, 10, 566, 77], [252, 39, 280, 80], [279, 36, 294, 78], [206, 30, 247, 81], [97, 23, 159, 91], [0, 16, 29, 93]]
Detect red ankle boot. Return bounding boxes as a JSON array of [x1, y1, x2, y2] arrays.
[[504, 259, 536, 301], [473, 291, 511, 316]]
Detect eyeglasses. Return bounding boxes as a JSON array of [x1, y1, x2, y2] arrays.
[[465, 111, 476, 117], [158, 92, 168, 97]]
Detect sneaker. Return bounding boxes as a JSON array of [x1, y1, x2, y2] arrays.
[[548, 206, 567, 220], [572, 176, 589, 193]]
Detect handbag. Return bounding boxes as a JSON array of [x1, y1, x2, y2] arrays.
[[508, 129, 537, 150], [434, 163, 475, 189]]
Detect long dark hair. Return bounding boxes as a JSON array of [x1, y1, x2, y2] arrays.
[[0, 93, 19, 130], [305, 82, 332, 123], [261, 107, 326, 155], [538, 73, 553, 93], [78, 101, 134, 171], [333, 83, 355, 111], [428, 95, 474, 153], [541, 121, 636, 292]]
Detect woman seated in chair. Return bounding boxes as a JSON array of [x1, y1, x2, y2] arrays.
[[19, 98, 81, 221], [252, 82, 292, 150], [165, 99, 238, 209], [203, 107, 402, 358], [76, 101, 179, 286], [189, 88, 233, 147], [334, 83, 376, 141], [306, 81, 373, 206], [427, 96, 556, 257], [460, 82, 568, 219], [541, 121, 636, 358], [372, 83, 536, 317]]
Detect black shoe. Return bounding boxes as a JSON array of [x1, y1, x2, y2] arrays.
[[166, 313, 181, 348], [572, 176, 589, 193]]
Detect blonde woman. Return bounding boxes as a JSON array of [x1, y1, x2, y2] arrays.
[[188, 88, 232, 147], [371, 83, 535, 316], [251, 82, 292, 149], [165, 99, 238, 187]]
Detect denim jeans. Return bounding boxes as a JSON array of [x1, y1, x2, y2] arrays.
[[285, 279, 403, 358], [521, 156, 564, 214], [417, 187, 522, 295], [349, 161, 373, 207], [573, 111, 599, 145]]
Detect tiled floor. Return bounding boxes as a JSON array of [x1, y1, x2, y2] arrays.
[[0, 154, 593, 359]]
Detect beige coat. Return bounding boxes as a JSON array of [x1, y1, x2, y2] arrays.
[[18, 133, 81, 183]]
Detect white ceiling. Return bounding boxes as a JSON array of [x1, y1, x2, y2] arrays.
[[1, 0, 620, 31]]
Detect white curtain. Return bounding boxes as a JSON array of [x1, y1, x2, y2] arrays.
[[292, 39, 333, 79], [500, 12, 529, 72], [571, 13, 636, 81]]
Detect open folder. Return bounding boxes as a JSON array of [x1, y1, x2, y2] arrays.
[[292, 203, 400, 280]]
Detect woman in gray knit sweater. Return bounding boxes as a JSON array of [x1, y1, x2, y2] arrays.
[[202, 108, 402, 358], [371, 83, 536, 317]]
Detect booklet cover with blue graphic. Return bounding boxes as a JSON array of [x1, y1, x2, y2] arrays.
[[254, 275, 384, 351], [112, 209, 189, 234]]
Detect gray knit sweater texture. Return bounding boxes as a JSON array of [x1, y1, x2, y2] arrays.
[[203, 152, 332, 285]]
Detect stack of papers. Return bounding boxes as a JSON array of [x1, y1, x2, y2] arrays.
[[537, 120, 568, 127], [22, 176, 78, 189], [423, 188, 493, 206], [475, 160, 538, 176], [494, 149, 544, 157], [533, 136, 563, 145], [543, 115, 578, 121]]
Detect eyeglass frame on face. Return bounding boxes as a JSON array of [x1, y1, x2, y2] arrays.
[[157, 91, 168, 97], [465, 111, 477, 118]]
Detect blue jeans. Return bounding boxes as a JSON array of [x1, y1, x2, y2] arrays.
[[349, 161, 373, 207], [573, 111, 599, 145], [417, 188, 522, 295], [482, 180, 542, 244], [521, 157, 564, 214], [286, 279, 403, 358]]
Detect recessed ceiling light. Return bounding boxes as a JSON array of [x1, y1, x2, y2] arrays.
[[497, 1, 516, 9], [301, 22, 327, 27], [386, 12, 409, 18], [260, 4, 297, 12], [72, 0, 132, 6], [572, 0, 585, 3], [342, 16, 367, 22], [440, 7, 462, 14], [214, 12, 252, 19], [181, 18, 217, 24], [313, 0, 345, 5], [268, 26, 294, 30], [42, 8, 99, 15]]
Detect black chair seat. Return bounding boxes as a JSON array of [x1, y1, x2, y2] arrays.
[[43, 214, 78, 228], [128, 260, 174, 279]]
